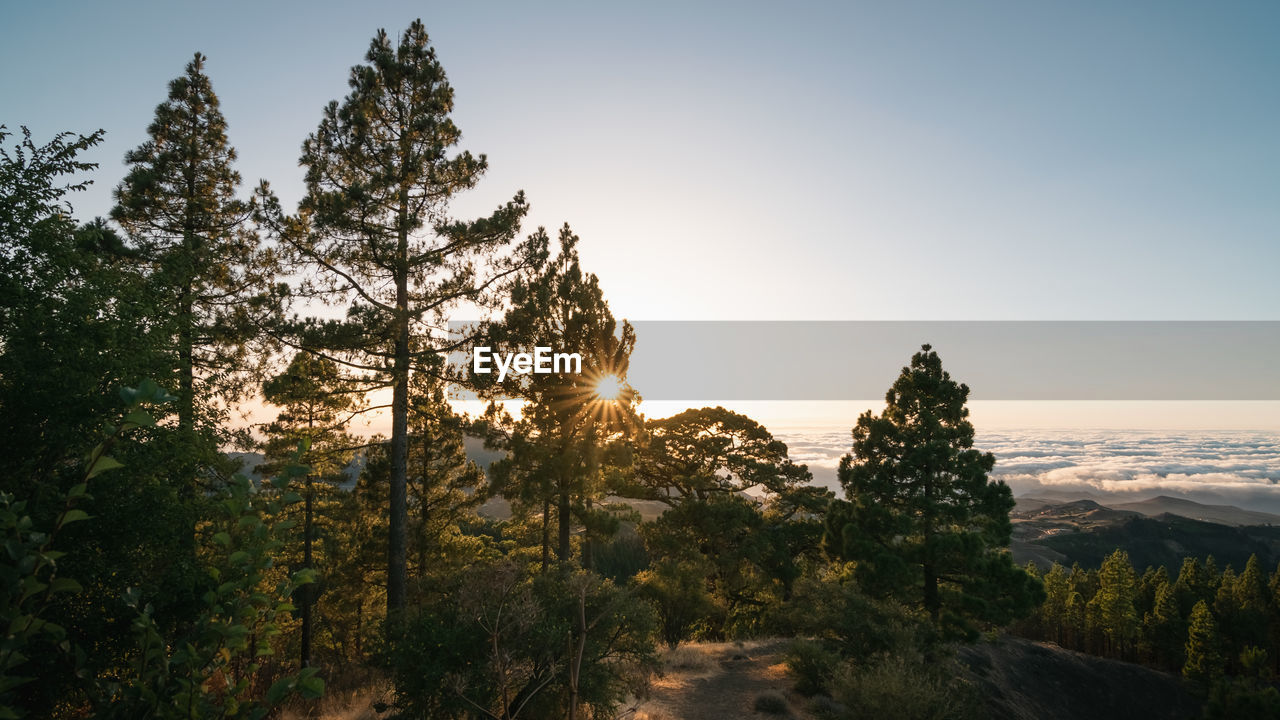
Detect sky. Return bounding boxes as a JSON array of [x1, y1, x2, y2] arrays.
[[4, 1, 1278, 430]]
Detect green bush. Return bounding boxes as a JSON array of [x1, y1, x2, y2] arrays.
[[785, 638, 840, 696], [385, 563, 657, 719], [829, 653, 980, 720], [0, 383, 324, 719]]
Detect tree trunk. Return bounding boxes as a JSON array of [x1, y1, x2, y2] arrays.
[[557, 472, 571, 563], [923, 560, 940, 623], [582, 496, 593, 571], [301, 476, 313, 668], [567, 586, 587, 720], [541, 495, 551, 573], [387, 203, 410, 614], [178, 292, 194, 434]]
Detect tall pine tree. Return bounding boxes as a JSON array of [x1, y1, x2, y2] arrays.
[[1089, 549, 1139, 657], [1185, 599, 1225, 685], [824, 344, 1042, 640], [112, 53, 276, 438], [282, 21, 543, 612]]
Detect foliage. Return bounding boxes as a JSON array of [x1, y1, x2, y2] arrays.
[[112, 53, 278, 433], [632, 406, 815, 508], [259, 351, 364, 668], [0, 123, 214, 714], [95, 466, 325, 717], [483, 225, 637, 569], [782, 563, 928, 663], [629, 407, 829, 642], [634, 557, 716, 649], [384, 562, 656, 720], [1087, 550, 1139, 657], [279, 18, 543, 612], [827, 651, 981, 720], [785, 639, 840, 697], [825, 345, 1042, 641], [1019, 552, 1280, 692], [1203, 647, 1280, 719], [0, 380, 171, 718], [1184, 600, 1225, 686], [94, 447, 324, 718]]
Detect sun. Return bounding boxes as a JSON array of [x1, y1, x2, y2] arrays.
[[592, 374, 624, 402]]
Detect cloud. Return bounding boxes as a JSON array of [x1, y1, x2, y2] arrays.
[[775, 428, 1280, 513]]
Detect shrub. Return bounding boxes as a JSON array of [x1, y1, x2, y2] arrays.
[[785, 638, 839, 696], [807, 694, 846, 719], [829, 653, 980, 720], [386, 563, 658, 719], [635, 557, 716, 648], [753, 690, 790, 715]]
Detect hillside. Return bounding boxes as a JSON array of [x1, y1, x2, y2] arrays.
[[1111, 495, 1280, 527], [628, 637, 1197, 720], [958, 637, 1195, 720], [1012, 496, 1280, 569]]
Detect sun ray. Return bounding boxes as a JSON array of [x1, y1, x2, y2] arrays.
[[593, 374, 624, 402]]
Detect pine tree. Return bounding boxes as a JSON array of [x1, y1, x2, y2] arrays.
[[1091, 549, 1139, 657], [1040, 563, 1071, 646], [1138, 565, 1168, 618], [112, 53, 275, 437], [485, 225, 637, 568], [1216, 566, 1243, 669], [1270, 563, 1280, 674], [1235, 554, 1271, 660], [1174, 556, 1208, 616], [283, 20, 543, 612], [824, 344, 1042, 639], [260, 352, 361, 667], [403, 371, 486, 579], [1205, 556, 1222, 594], [1185, 599, 1225, 685], [1144, 580, 1186, 670]]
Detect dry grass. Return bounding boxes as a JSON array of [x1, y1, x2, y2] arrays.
[[278, 679, 392, 720], [632, 639, 815, 720], [662, 644, 715, 673], [629, 711, 678, 720]]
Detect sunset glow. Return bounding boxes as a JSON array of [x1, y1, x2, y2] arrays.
[[592, 374, 624, 402]]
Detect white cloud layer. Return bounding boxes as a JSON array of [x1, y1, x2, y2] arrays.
[[776, 429, 1280, 514]]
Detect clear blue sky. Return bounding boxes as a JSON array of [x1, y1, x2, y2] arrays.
[[5, 1, 1278, 323]]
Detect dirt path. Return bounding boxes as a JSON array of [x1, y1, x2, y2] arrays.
[[628, 639, 813, 720]]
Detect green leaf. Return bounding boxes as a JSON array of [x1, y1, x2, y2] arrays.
[[57, 509, 90, 527], [265, 676, 293, 705], [86, 455, 124, 480], [298, 673, 324, 699], [50, 577, 83, 595]]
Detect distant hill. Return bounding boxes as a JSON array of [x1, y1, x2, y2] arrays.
[[1011, 496, 1280, 569], [1111, 495, 1280, 527], [1034, 513, 1277, 570], [1013, 498, 1139, 525]]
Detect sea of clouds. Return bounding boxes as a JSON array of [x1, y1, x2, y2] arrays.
[[775, 429, 1280, 515]]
